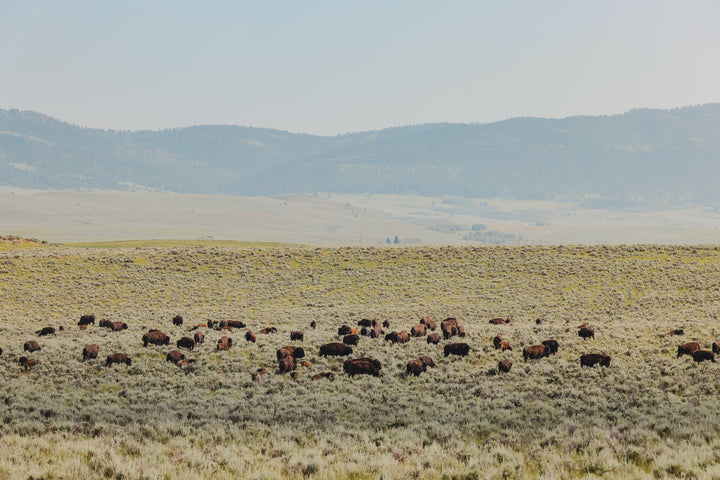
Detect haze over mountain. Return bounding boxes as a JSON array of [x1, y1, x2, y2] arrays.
[[2, 104, 719, 207]]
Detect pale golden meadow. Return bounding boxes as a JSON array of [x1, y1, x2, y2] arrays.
[[2, 238, 720, 479]]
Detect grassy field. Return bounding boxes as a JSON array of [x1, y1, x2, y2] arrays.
[[2, 238, 720, 479]]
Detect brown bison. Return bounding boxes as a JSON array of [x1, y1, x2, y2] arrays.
[[176, 337, 195, 350], [385, 331, 411, 344], [19, 357, 39, 369], [420, 316, 437, 331], [667, 329, 684, 336], [535, 318, 543, 325], [311, 372, 336, 381], [82, 344, 99, 361], [98, 319, 112, 328], [523, 344, 549, 362], [411, 324, 427, 337], [427, 333, 441, 344], [194, 331, 204, 344], [189, 324, 207, 331], [444, 342, 470, 357], [36, 326, 55, 336], [498, 359, 512, 374], [441, 318, 460, 339], [166, 350, 185, 364], [319, 342, 353, 357], [245, 330, 256, 343], [343, 334, 360, 346], [382, 320, 390, 328], [406, 359, 426, 376], [489, 317, 510, 325], [344, 357, 382, 377], [172, 315, 184, 326], [23, 340, 41, 353], [252, 368, 268, 382], [276, 345, 305, 361], [258, 327, 277, 334], [338, 325, 353, 336], [105, 353, 131, 367], [360, 327, 369, 336], [143, 331, 169, 347], [310, 320, 317, 329], [693, 350, 716, 363], [580, 353, 611, 367], [542, 339, 559, 355], [78, 314, 95, 327], [290, 331, 304, 342], [216, 341, 231, 351], [218, 336, 232, 348], [369, 320, 384, 338], [299, 361, 312, 367], [578, 327, 595, 340], [226, 320, 246, 328], [419, 355, 435, 368], [499, 341, 512, 351], [457, 325, 466, 337], [110, 321, 128, 332], [358, 318, 374, 327], [493, 335, 503, 349], [713, 341, 720, 354], [278, 356, 297, 374], [677, 342, 701, 358]]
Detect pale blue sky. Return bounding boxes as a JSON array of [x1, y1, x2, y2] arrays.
[[1, 1, 718, 135]]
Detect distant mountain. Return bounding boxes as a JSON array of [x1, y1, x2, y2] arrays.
[[2, 104, 720, 205]]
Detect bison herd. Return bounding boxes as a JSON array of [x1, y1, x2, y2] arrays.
[[6, 312, 717, 383]]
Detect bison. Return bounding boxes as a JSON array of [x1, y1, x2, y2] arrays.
[[172, 315, 183, 326], [105, 353, 131, 367], [713, 341, 720, 354], [143, 331, 169, 346], [19, 357, 39, 369], [82, 344, 98, 361], [419, 355, 435, 368], [338, 325, 353, 336], [311, 372, 336, 381], [542, 339, 559, 355], [667, 329, 685, 336], [411, 324, 427, 337], [693, 350, 716, 363], [110, 321, 128, 332], [578, 327, 595, 340], [493, 335, 503, 349], [444, 342, 470, 357], [252, 368, 268, 382], [360, 327, 369, 336], [677, 342, 701, 358], [278, 356, 297, 374], [226, 320, 246, 328], [194, 331, 204, 344], [277, 345, 305, 361], [358, 318, 374, 327], [218, 336, 232, 348], [166, 350, 185, 364], [258, 327, 277, 334], [535, 318, 543, 325], [78, 314, 95, 327], [427, 333, 441, 344], [580, 353, 611, 367], [498, 359, 512, 374], [344, 357, 382, 377], [24, 340, 41, 353], [290, 331, 304, 342], [319, 342, 353, 357], [498, 341, 512, 351], [310, 320, 317, 329], [343, 334, 360, 346], [176, 337, 195, 350], [523, 344, 549, 362], [441, 318, 460, 339], [36, 326, 55, 336], [385, 331, 411, 344], [420, 316, 437, 330], [406, 359, 426, 376], [245, 330, 257, 343], [489, 317, 509, 325], [98, 319, 112, 328], [216, 340, 231, 351]]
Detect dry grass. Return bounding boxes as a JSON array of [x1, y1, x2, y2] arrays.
[[1, 239, 720, 478]]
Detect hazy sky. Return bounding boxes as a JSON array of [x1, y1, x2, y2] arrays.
[[1, 1, 718, 135]]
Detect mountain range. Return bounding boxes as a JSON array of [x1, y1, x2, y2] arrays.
[[2, 104, 719, 206]]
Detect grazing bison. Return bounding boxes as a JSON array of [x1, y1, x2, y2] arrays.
[[523, 345, 549, 362], [105, 353, 131, 367], [360, 327, 369, 336], [98, 319, 112, 328], [19, 357, 39, 369], [216, 341, 231, 351], [419, 355, 435, 368], [580, 353, 611, 367], [493, 335, 503, 349], [143, 331, 169, 347], [176, 337, 195, 350], [226, 320, 246, 329], [667, 329, 684, 336], [258, 327, 277, 334], [194, 331, 204, 344], [498, 359, 512, 374], [693, 350, 716, 363], [311, 372, 336, 381], [245, 330, 256, 343], [578, 327, 595, 340], [381, 320, 389, 328], [457, 325, 466, 337], [319, 342, 353, 357], [277, 345, 305, 361], [36, 326, 55, 336], [172, 315, 184, 326], [278, 356, 297, 374], [344, 357, 382, 377], [24, 341, 41, 353], [189, 324, 207, 331], [166, 350, 185, 364], [542, 339, 559, 355], [420, 316, 437, 331], [343, 334, 360, 346], [427, 333, 441, 344], [385, 331, 411, 344], [110, 321, 128, 332], [78, 314, 95, 327], [489, 318, 509, 325], [444, 342, 470, 357], [441, 318, 459, 339], [369, 320, 384, 338], [499, 341, 512, 351], [338, 325, 353, 336], [677, 342, 701, 358], [82, 344, 99, 361], [290, 331, 304, 342], [358, 318, 374, 327], [411, 324, 427, 337], [406, 359, 426, 376], [218, 336, 232, 348]]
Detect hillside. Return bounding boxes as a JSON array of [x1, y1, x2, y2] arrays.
[[2, 105, 720, 205]]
